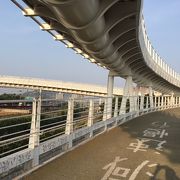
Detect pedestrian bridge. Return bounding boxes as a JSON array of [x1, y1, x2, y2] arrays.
[[1, 0, 180, 179], [0, 75, 123, 97], [0, 95, 180, 179], [11, 0, 180, 95], [22, 108, 180, 180]]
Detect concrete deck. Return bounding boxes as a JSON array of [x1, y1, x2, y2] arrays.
[[26, 108, 180, 180]]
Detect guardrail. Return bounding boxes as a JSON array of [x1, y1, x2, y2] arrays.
[[139, 15, 180, 87], [0, 95, 180, 179]]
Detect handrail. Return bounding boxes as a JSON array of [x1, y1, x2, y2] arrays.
[[139, 15, 180, 87]]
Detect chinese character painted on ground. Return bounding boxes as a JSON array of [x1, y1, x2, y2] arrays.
[[101, 157, 128, 180], [101, 156, 157, 180], [155, 140, 166, 151], [151, 121, 169, 129], [127, 138, 167, 154], [127, 139, 150, 152], [137, 137, 167, 154], [143, 128, 168, 139]]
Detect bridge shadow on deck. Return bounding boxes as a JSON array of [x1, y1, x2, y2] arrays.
[[121, 108, 180, 164], [150, 164, 180, 180], [120, 108, 180, 179]]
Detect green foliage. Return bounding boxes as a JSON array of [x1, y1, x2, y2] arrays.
[[0, 93, 24, 100], [0, 116, 31, 157]]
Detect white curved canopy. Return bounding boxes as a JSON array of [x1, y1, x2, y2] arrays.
[[11, 0, 180, 95]]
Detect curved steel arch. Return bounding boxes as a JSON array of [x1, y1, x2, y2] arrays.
[[11, 0, 180, 95]]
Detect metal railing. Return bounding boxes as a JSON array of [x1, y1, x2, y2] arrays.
[[139, 15, 180, 87], [0, 95, 180, 179]]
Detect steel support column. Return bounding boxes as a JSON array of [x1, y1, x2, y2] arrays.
[[104, 72, 114, 120], [148, 86, 154, 109], [120, 76, 134, 114]]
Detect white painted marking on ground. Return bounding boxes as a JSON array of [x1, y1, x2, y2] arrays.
[[108, 178, 119, 180], [127, 139, 150, 152], [159, 129, 168, 138], [146, 172, 154, 177], [112, 167, 130, 178], [148, 164, 157, 167], [137, 137, 164, 142], [156, 140, 166, 151], [129, 160, 149, 180], [101, 157, 128, 180], [151, 122, 169, 128]]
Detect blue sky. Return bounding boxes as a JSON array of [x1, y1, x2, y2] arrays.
[[0, 0, 180, 87]]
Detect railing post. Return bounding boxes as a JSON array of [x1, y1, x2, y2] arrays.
[[29, 99, 37, 149], [103, 98, 107, 121], [129, 95, 135, 113], [176, 97, 178, 107], [146, 96, 149, 110], [140, 95, 144, 111], [65, 98, 74, 148], [137, 96, 140, 111], [134, 94, 139, 116], [165, 96, 167, 109], [120, 96, 127, 114], [161, 96, 164, 109], [114, 96, 119, 117], [29, 93, 41, 167], [154, 96, 157, 109], [158, 96, 161, 110], [139, 87, 144, 112], [65, 98, 74, 135], [88, 99, 94, 127], [88, 99, 94, 137], [35, 96, 41, 146], [171, 93, 174, 107], [174, 97, 177, 107], [161, 96, 163, 109], [166, 96, 168, 109], [99, 98, 102, 106], [167, 96, 169, 108], [134, 87, 139, 113], [106, 72, 114, 119], [33, 96, 41, 166], [165, 96, 168, 109]]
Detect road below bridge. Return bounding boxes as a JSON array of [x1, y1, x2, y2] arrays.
[[26, 108, 180, 180]]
